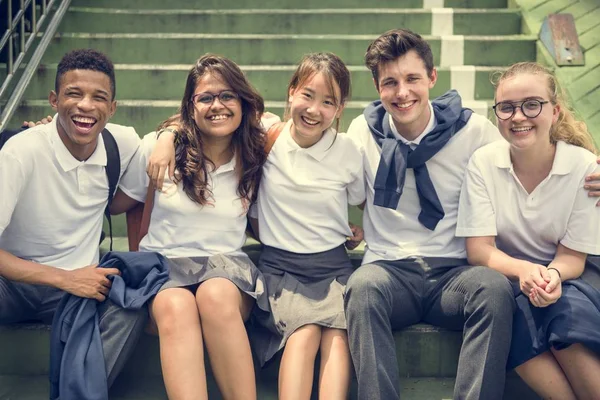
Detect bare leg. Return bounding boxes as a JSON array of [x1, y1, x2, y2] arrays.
[[552, 344, 600, 399], [514, 351, 576, 400], [279, 324, 322, 400], [150, 288, 208, 400], [195, 278, 256, 400], [318, 328, 351, 400]]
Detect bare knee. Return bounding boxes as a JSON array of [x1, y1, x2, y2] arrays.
[[288, 324, 323, 350], [150, 289, 199, 335], [195, 278, 245, 323]]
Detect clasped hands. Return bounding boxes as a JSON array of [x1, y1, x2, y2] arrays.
[[519, 262, 562, 308]]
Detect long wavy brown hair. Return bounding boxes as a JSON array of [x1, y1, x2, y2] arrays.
[[158, 54, 266, 206]]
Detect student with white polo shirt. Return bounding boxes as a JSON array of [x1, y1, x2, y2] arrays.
[[143, 52, 364, 398], [111, 54, 270, 400], [457, 62, 600, 400], [342, 29, 516, 400], [248, 52, 364, 399], [0, 49, 143, 388]]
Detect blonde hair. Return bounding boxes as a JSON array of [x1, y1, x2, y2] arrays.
[[492, 62, 597, 155]]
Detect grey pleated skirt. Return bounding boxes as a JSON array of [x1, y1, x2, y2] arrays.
[[250, 245, 354, 366], [161, 253, 270, 313]]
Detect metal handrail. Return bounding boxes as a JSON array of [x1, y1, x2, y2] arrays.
[[0, 0, 72, 131]]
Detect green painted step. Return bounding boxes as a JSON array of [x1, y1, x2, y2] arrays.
[[0, 375, 541, 399], [59, 8, 522, 36], [17, 65, 499, 101], [0, 324, 539, 399], [71, 0, 509, 9], [0, 324, 461, 378], [39, 33, 536, 66]]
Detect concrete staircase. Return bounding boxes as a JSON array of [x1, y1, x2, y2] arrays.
[[3, 0, 541, 398]]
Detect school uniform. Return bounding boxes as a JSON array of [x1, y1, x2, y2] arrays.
[[344, 91, 515, 400], [456, 139, 600, 369], [249, 120, 365, 366], [0, 117, 145, 387], [118, 131, 268, 309]]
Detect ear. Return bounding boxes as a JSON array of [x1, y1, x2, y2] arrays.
[[428, 68, 438, 89], [335, 103, 346, 119], [48, 90, 58, 110], [288, 86, 296, 103], [109, 100, 117, 118], [372, 78, 380, 93], [552, 103, 560, 124]]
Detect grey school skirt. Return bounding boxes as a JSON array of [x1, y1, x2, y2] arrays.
[[161, 253, 269, 313], [250, 244, 354, 366]]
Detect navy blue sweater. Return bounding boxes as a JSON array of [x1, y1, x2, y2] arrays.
[[49, 251, 169, 400]]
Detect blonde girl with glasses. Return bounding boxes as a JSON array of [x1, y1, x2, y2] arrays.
[[456, 61, 600, 399], [110, 53, 269, 400]]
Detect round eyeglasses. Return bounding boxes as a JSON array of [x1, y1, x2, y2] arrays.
[[492, 99, 549, 120], [191, 90, 239, 106]]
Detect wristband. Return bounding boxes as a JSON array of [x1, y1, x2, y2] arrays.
[[547, 267, 562, 280]]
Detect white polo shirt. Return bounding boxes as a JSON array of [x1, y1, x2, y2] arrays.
[[347, 107, 501, 264], [253, 120, 365, 254], [119, 131, 248, 258], [456, 140, 600, 262], [0, 118, 140, 270]]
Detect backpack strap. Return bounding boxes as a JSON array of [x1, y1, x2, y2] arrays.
[[264, 122, 285, 154], [102, 128, 121, 252]]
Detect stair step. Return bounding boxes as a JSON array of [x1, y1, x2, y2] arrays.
[[71, 0, 509, 10], [39, 33, 536, 66], [59, 8, 522, 36], [11, 100, 494, 149], [0, 324, 539, 399], [17, 65, 500, 102], [0, 323, 458, 377], [0, 375, 455, 400]]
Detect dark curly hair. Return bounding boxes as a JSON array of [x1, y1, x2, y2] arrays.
[[158, 54, 266, 206], [55, 49, 116, 100]]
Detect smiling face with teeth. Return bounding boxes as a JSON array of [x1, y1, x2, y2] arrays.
[[495, 73, 559, 153], [376, 50, 437, 141], [191, 73, 242, 144], [49, 69, 116, 161], [288, 71, 344, 148]]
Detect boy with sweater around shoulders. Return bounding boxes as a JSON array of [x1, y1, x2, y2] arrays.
[[343, 28, 600, 400], [0, 49, 144, 389], [343, 30, 513, 400]]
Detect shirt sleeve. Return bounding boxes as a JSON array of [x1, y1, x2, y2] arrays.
[[477, 116, 502, 148], [456, 154, 498, 237], [560, 163, 600, 255], [346, 141, 366, 206], [118, 133, 155, 202], [115, 125, 141, 180], [0, 151, 27, 237]]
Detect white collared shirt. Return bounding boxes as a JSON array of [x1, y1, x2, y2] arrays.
[[347, 105, 502, 264], [456, 140, 600, 262], [388, 103, 436, 149], [0, 117, 140, 270], [252, 120, 365, 253], [119, 131, 248, 258]]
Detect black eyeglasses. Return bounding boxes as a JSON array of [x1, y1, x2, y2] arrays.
[[191, 90, 239, 106], [492, 99, 549, 120]]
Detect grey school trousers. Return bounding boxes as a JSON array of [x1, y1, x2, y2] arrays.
[[344, 258, 515, 400], [0, 276, 148, 387]]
